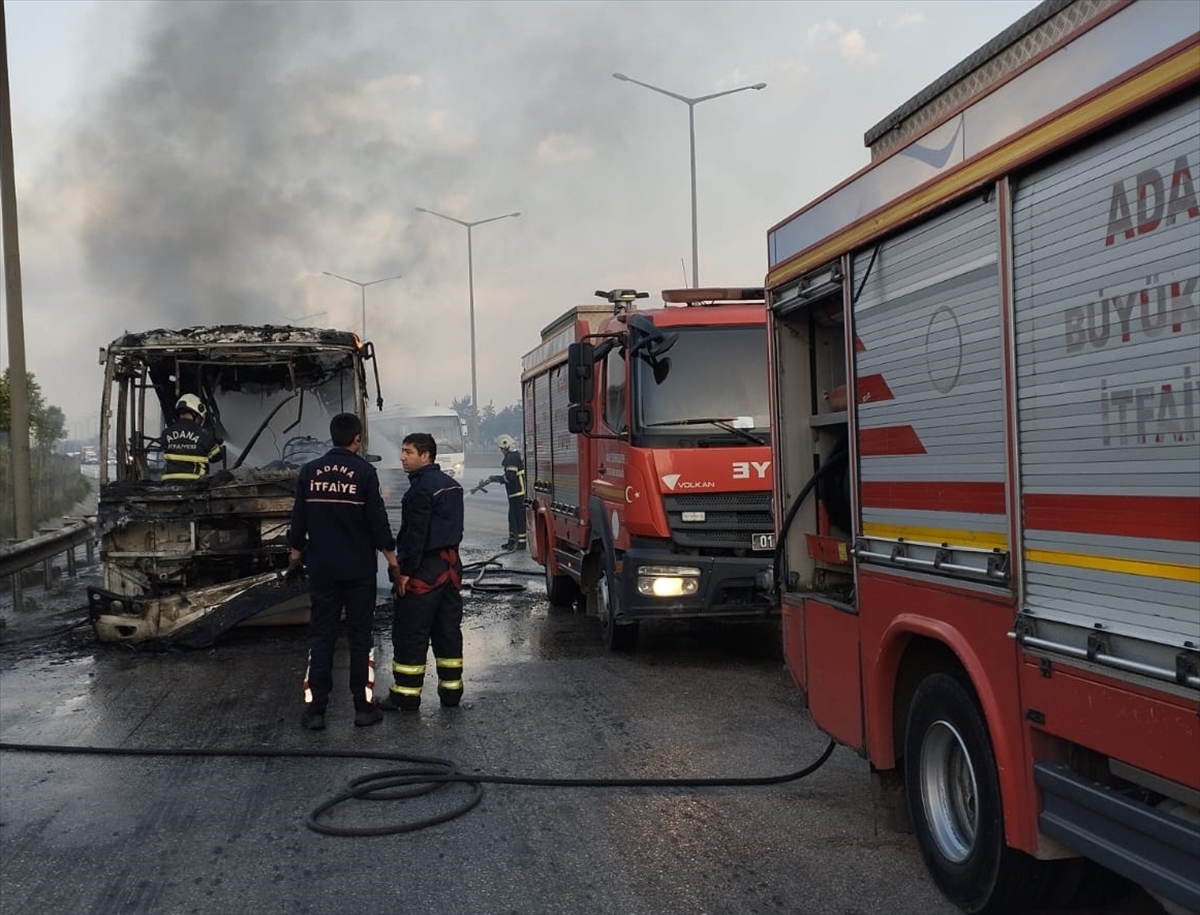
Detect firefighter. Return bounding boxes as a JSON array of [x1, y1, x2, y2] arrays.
[[376, 431, 466, 713], [287, 412, 400, 730], [488, 434, 527, 551], [161, 393, 225, 482]]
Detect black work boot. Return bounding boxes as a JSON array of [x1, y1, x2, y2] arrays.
[[354, 706, 383, 727], [375, 692, 419, 713], [300, 706, 326, 730]]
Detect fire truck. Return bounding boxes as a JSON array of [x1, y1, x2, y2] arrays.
[[765, 0, 1199, 912], [521, 287, 775, 650]]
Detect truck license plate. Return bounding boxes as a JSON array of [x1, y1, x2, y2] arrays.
[[752, 532, 775, 551]]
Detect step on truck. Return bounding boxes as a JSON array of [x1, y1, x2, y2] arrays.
[[521, 287, 776, 650], [765, 0, 1199, 911], [88, 325, 384, 648]]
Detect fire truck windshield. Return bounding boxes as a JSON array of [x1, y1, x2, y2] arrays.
[[634, 325, 769, 442]]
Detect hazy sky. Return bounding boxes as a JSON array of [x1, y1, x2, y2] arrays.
[[3, 0, 1041, 438]]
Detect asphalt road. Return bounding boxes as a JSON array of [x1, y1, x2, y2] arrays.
[[0, 482, 1165, 915]]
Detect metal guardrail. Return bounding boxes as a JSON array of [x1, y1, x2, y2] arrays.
[[0, 518, 98, 613]]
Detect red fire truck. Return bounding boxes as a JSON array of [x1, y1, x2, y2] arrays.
[[765, 1, 1199, 912], [521, 287, 775, 650]]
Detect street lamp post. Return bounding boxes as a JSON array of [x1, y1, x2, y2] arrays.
[[321, 271, 403, 339], [414, 207, 521, 445], [612, 73, 765, 288]]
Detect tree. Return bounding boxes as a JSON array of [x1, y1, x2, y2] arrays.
[[449, 395, 522, 447], [480, 402, 523, 445], [450, 395, 474, 428], [0, 370, 67, 449], [0, 370, 84, 540]]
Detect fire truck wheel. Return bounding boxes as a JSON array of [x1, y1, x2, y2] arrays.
[[544, 556, 580, 608], [904, 671, 1052, 914], [596, 570, 637, 652]]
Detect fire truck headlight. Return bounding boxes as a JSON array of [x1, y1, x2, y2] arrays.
[[636, 566, 701, 597]]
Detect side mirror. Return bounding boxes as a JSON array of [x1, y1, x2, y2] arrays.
[[652, 331, 679, 359], [651, 356, 671, 385], [568, 343, 595, 404], [568, 404, 594, 434]]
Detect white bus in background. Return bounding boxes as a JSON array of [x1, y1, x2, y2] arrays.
[[372, 404, 467, 504]]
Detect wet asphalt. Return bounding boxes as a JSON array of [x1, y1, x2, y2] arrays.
[[0, 485, 1164, 915]]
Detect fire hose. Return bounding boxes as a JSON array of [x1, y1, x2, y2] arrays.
[[0, 737, 836, 838], [461, 552, 539, 593]]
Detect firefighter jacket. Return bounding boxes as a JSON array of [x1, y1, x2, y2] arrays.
[[162, 417, 224, 482], [498, 449, 526, 500], [287, 446, 395, 581], [397, 463, 464, 578]]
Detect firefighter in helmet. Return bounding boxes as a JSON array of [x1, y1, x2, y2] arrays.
[[489, 434, 527, 551], [161, 393, 225, 482]]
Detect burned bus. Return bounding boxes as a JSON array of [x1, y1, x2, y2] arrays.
[[87, 325, 383, 648]]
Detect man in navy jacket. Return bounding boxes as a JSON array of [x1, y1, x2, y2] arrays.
[[377, 431, 465, 712], [288, 413, 399, 730]]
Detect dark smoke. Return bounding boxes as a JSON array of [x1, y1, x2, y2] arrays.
[[38, 0, 851, 425], [66, 0, 450, 328]]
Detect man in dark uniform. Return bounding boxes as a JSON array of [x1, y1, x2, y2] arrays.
[[287, 412, 399, 730], [488, 434, 526, 551], [376, 431, 465, 712], [161, 393, 225, 482]]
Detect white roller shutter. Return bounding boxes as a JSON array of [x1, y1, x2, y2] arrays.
[[1012, 93, 1200, 660]]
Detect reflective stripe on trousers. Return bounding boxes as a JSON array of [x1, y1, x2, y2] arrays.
[[391, 581, 464, 709]]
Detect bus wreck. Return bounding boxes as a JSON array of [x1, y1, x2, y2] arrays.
[[87, 325, 382, 648]]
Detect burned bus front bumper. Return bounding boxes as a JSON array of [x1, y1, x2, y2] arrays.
[[88, 571, 311, 648]]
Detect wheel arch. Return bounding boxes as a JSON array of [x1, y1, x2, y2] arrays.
[[870, 616, 1038, 852], [532, 503, 553, 568], [532, 506, 559, 571], [580, 497, 615, 608]]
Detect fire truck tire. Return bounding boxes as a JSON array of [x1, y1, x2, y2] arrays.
[[544, 557, 580, 608], [596, 569, 637, 652], [904, 671, 1052, 914]]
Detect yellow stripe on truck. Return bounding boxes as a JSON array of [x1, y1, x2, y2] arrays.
[[861, 522, 1008, 551], [1025, 549, 1200, 584]]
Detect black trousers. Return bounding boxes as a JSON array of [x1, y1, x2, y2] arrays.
[[507, 496, 526, 540], [304, 577, 377, 713], [389, 583, 464, 709]]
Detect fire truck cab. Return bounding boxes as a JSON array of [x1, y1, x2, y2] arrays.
[[522, 287, 776, 650]]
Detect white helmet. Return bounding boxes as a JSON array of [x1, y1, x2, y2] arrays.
[[496, 434, 517, 451], [176, 393, 206, 421]]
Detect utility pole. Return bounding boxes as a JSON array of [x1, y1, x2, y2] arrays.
[[0, 1, 33, 539]]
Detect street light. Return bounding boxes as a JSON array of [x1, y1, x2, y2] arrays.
[[414, 206, 521, 445], [613, 73, 766, 288], [320, 271, 403, 339]]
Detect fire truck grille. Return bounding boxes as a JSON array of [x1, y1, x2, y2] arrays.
[[662, 492, 773, 551]]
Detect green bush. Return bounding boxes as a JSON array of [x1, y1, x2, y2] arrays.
[[0, 435, 91, 540]]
